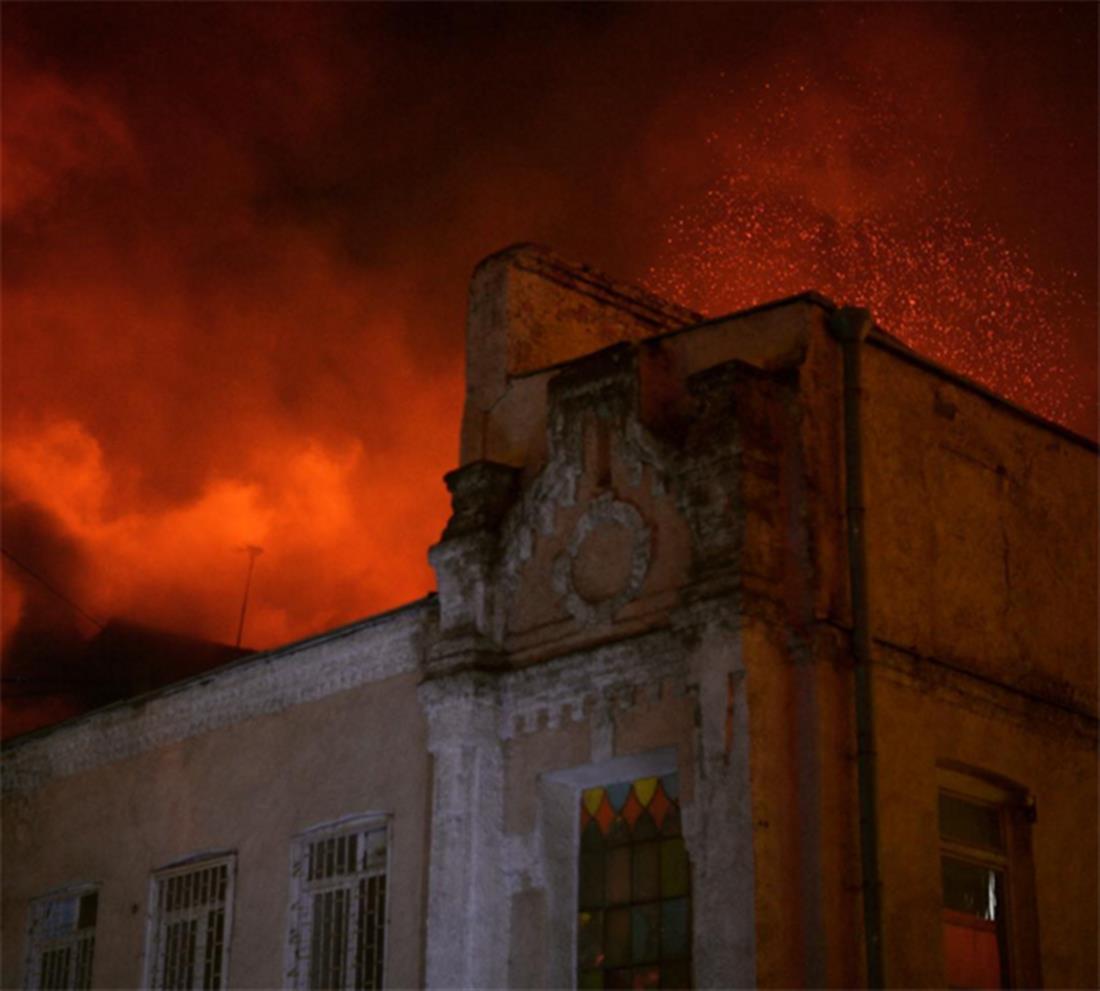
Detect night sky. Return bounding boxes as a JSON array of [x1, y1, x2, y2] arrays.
[[3, 3, 1096, 735]]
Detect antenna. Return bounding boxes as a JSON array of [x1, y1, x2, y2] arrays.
[[235, 544, 263, 648]]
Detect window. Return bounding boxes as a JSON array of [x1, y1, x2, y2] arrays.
[[286, 815, 389, 990], [938, 767, 1039, 989], [145, 854, 235, 990], [577, 772, 691, 989], [24, 885, 97, 990]]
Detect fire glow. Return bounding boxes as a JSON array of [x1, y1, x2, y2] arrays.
[[2, 4, 1094, 736], [646, 60, 1091, 430]]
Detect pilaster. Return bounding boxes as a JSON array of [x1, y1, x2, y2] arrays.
[[427, 460, 519, 677], [676, 608, 757, 988], [419, 672, 508, 989]]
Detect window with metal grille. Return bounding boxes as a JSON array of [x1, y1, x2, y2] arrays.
[[146, 854, 235, 990], [24, 886, 97, 990], [286, 816, 389, 990]]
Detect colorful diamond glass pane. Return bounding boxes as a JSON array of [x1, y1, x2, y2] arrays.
[[632, 809, 658, 841], [607, 782, 632, 812], [632, 842, 660, 902], [608, 816, 631, 847], [648, 785, 670, 831], [584, 788, 606, 817], [582, 819, 605, 853], [631, 904, 660, 964], [660, 959, 691, 989], [607, 847, 631, 905], [596, 794, 615, 835], [622, 791, 644, 828], [660, 899, 690, 959], [634, 777, 658, 808], [580, 848, 606, 909], [659, 839, 690, 898], [578, 911, 604, 969], [605, 908, 631, 967]]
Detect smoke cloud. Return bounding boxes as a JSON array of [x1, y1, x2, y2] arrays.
[[3, 4, 1095, 734]]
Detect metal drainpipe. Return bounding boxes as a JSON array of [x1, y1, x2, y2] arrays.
[[828, 306, 884, 988]]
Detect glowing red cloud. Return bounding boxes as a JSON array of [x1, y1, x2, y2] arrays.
[[2, 3, 1093, 739], [643, 11, 1094, 432]]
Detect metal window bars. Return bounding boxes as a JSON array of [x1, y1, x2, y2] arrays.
[[290, 819, 388, 991], [150, 859, 232, 991], [25, 889, 97, 991]]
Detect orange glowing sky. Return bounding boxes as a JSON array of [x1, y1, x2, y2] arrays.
[[2, 3, 1096, 734]]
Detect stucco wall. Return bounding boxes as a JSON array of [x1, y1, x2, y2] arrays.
[[2, 611, 430, 990], [863, 341, 1097, 707], [874, 658, 1097, 987], [5, 246, 1096, 990], [721, 304, 1098, 987]]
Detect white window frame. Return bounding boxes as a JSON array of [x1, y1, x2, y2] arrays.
[[143, 851, 236, 991], [285, 813, 391, 990], [23, 883, 99, 990], [540, 748, 680, 989]]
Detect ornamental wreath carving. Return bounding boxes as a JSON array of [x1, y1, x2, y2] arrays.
[[552, 493, 652, 627]]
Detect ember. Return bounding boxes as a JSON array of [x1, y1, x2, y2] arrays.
[[2, 4, 1094, 736]]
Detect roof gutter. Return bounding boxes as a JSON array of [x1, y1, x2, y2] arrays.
[[829, 306, 885, 987]]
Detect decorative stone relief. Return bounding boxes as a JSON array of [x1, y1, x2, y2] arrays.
[[552, 493, 652, 627], [498, 626, 690, 742], [496, 345, 677, 642], [429, 463, 519, 637]]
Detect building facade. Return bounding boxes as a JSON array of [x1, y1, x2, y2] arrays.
[[3, 245, 1097, 989]]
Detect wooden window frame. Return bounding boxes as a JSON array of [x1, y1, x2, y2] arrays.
[[938, 765, 1041, 989], [143, 852, 236, 991], [575, 774, 692, 988], [284, 814, 391, 991], [23, 883, 98, 990]]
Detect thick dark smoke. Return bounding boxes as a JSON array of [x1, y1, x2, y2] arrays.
[[3, 3, 1096, 735], [2, 496, 94, 735]]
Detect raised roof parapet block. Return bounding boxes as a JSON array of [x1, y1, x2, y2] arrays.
[[461, 244, 701, 464]]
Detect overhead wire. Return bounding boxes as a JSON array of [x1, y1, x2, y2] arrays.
[[0, 547, 106, 631]]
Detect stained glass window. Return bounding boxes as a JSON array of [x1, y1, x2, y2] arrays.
[[577, 773, 692, 989]]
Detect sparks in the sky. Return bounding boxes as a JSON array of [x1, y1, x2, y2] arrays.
[[2, 3, 1095, 736]]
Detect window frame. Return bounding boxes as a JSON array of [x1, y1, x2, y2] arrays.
[[284, 813, 392, 991], [937, 765, 1041, 989], [23, 882, 99, 991], [576, 771, 692, 989], [540, 747, 687, 989], [143, 851, 237, 991]]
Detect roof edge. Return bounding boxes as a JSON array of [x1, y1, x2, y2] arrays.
[[1, 594, 436, 753]]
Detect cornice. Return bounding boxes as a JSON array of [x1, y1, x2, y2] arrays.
[[2, 601, 429, 797]]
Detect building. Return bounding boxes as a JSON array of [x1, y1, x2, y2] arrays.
[[2, 244, 1096, 989], [2, 620, 254, 740]]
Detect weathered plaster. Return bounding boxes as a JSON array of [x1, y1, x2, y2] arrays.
[[4, 245, 1096, 991], [3, 601, 428, 798]]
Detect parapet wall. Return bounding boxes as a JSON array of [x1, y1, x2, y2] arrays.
[[460, 245, 700, 465]]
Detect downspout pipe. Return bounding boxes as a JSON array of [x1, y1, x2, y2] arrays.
[[828, 306, 884, 987]]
